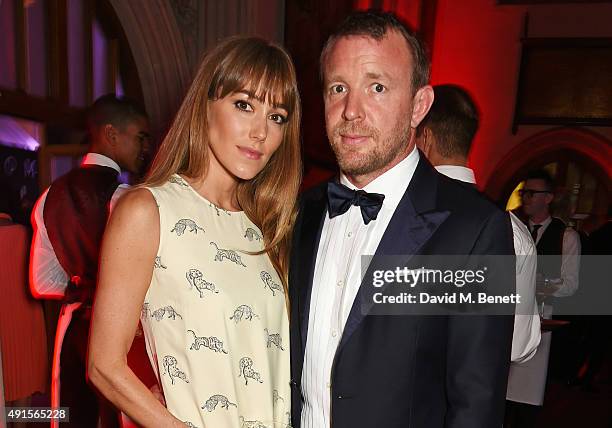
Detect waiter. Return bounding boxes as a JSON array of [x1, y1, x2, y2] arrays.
[[30, 94, 150, 427]]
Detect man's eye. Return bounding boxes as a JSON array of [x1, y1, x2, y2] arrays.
[[234, 100, 252, 111], [372, 83, 386, 93], [270, 114, 287, 125], [331, 85, 346, 94]]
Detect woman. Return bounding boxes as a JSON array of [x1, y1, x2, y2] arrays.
[[88, 36, 301, 428]]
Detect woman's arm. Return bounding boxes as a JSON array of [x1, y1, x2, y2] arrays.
[[88, 188, 183, 427]]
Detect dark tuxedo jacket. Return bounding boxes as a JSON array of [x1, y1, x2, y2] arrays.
[[289, 154, 515, 428]]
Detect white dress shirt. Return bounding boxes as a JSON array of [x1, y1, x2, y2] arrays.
[[301, 147, 419, 428], [434, 165, 541, 363], [528, 216, 581, 297], [30, 153, 127, 298]]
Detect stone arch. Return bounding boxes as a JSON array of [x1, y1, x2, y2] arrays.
[[485, 127, 612, 203], [108, 0, 192, 137]]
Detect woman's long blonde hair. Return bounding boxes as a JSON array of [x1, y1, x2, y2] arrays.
[[144, 36, 302, 292]]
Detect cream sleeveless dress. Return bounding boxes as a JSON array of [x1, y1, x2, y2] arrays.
[[141, 175, 291, 428]]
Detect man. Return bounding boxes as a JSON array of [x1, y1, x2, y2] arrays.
[[415, 84, 541, 364], [415, 85, 543, 427], [290, 11, 516, 428], [30, 94, 150, 427], [520, 169, 581, 299], [505, 168, 581, 426]]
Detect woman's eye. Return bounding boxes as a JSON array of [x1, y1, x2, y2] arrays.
[[372, 83, 386, 93], [269, 114, 287, 125], [234, 100, 252, 111], [330, 84, 346, 94]]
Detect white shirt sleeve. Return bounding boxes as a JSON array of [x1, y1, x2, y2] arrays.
[[553, 228, 581, 297], [29, 189, 69, 299], [509, 213, 541, 363]]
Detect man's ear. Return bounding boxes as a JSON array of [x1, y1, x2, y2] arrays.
[[104, 124, 117, 146], [420, 128, 433, 157], [410, 85, 434, 129], [545, 192, 554, 205]]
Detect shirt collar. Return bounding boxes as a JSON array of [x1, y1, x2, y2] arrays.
[[529, 216, 552, 229], [81, 153, 121, 174], [435, 165, 476, 184], [339, 145, 419, 210]]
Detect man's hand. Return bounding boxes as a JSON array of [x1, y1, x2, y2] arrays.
[[536, 276, 563, 296]]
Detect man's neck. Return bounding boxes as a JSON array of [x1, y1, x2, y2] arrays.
[[431, 156, 467, 168], [530, 212, 551, 224]]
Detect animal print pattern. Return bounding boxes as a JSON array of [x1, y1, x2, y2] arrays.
[[185, 268, 219, 298], [201, 394, 237, 412], [272, 389, 284, 403], [154, 256, 167, 269], [265, 329, 284, 351], [210, 242, 247, 266], [151, 305, 182, 321], [239, 416, 269, 428], [238, 357, 263, 385], [171, 219, 205, 236], [209, 202, 232, 217], [244, 227, 262, 242], [143, 179, 291, 427], [141, 302, 150, 318], [187, 330, 228, 354], [260, 271, 284, 296], [230, 305, 260, 324], [169, 175, 189, 187], [163, 355, 189, 385]]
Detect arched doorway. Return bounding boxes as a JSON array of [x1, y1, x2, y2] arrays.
[[486, 127, 611, 230]]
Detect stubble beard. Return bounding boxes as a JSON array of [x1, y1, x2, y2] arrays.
[[329, 119, 412, 178]]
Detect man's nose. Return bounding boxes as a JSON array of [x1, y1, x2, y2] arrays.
[[342, 91, 365, 122]]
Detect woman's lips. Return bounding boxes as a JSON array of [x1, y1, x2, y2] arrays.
[[237, 146, 263, 160]]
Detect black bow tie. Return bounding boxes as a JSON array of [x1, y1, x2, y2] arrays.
[[327, 181, 385, 225]]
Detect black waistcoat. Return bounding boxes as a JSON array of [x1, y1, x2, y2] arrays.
[[43, 165, 119, 304], [535, 217, 566, 278]]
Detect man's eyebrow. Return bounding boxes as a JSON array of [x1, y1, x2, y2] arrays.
[[365, 71, 388, 80]]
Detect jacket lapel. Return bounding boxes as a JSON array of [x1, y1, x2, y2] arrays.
[[295, 188, 328, 355], [338, 156, 451, 350]]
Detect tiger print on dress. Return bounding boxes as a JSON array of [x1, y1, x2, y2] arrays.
[[272, 389, 284, 403], [244, 227, 262, 242], [209, 202, 232, 217], [229, 305, 260, 324], [141, 302, 150, 319], [265, 329, 284, 351], [185, 268, 219, 298], [238, 357, 263, 385], [239, 416, 269, 428], [151, 305, 182, 321], [260, 271, 283, 296], [201, 394, 237, 412], [163, 355, 189, 385], [154, 256, 167, 269], [187, 329, 228, 354], [171, 219, 205, 236], [210, 242, 247, 266], [168, 176, 189, 187]]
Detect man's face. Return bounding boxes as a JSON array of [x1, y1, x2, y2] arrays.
[[322, 30, 431, 183], [521, 178, 553, 219], [114, 116, 151, 174]]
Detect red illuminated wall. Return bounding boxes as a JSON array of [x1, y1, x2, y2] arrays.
[[429, 0, 612, 195]]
